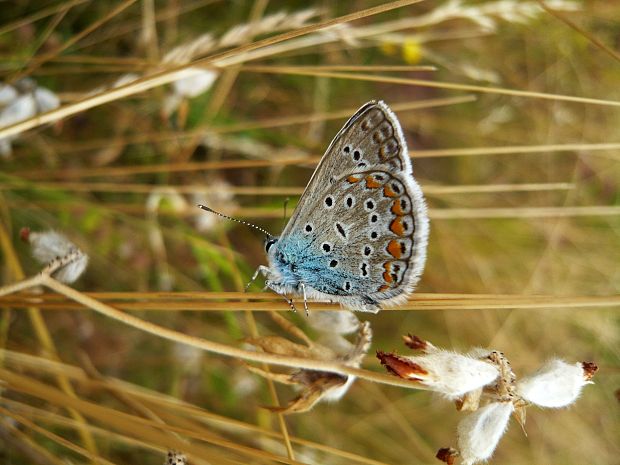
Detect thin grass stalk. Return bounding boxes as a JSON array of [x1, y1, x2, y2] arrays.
[[218, 228, 297, 461], [0, 273, 431, 390], [0, 406, 117, 465], [1, 370, 295, 465], [537, 0, 620, 63], [0, 353, 401, 465], [29, 95, 474, 157], [0, 0, 89, 36], [0, 179, 575, 196], [2, 399, 174, 459], [2, 291, 617, 311], [242, 66, 620, 107], [0, 224, 99, 458], [19, 140, 619, 178], [7, 0, 138, 84], [0, 416, 67, 465], [0, 0, 425, 140], [11, 201, 618, 220]]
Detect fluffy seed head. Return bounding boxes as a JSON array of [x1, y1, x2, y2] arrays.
[[456, 401, 514, 465], [516, 359, 598, 408], [377, 350, 499, 398], [28, 230, 89, 283]]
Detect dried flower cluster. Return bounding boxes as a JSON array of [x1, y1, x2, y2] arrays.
[[161, 8, 320, 65], [378, 335, 597, 465], [0, 78, 59, 158], [165, 450, 187, 465], [245, 311, 371, 413], [87, 8, 319, 118], [21, 228, 89, 283]]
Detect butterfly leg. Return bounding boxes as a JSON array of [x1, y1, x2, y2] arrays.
[[299, 282, 309, 316], [245, 265, 271, 292], [285, 297, 298, 313]]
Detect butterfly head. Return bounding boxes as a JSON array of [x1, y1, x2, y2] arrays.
[[264, 237, 278, 254]]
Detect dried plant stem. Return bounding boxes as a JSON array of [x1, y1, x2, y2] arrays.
[[0, 363, 396, 465], [0, 0, 89, 36], [0, 225, 99, 459], [0, 415, 67, 465], [15, 202, 617, 220], [0, 0, 424, 140], [0, 273, 429, 391], [9, 0, 138, 83], [1, 369, 303, 465], [42, 96, 475, 156], [243, 67, 620, 107], [0, 406, 116, 465], [2, 291, 617, 312], [537, 0, 620, 64], [21, 140, 618, 177], [218, 228, 297, 460], [0, 180, 573, 196]]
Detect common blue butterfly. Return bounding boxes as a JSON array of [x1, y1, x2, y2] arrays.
[[250, 100, 429, 313]]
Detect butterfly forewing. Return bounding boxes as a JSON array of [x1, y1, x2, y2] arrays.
[[275, 101, 429, 311], [283, 101, 413, 237]]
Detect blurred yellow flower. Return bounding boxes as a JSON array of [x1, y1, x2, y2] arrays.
[[402, 39, 422, 64]]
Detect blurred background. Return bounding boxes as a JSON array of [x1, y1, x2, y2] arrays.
[[0, 1, 618, 464]]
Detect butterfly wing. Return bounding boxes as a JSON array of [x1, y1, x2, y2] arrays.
[[279, 101, 429, 311]]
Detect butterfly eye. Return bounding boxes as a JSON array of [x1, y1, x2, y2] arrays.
[[264, 238, 277, 253]]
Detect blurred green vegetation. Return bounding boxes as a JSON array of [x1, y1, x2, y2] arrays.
[[0, 1, 619, 464]]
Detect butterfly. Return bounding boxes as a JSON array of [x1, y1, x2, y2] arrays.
[[244, 100, 430, 313]]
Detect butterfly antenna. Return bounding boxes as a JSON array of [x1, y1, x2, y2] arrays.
[[282, 197, 290, 223], [197, 205, 273, 238]]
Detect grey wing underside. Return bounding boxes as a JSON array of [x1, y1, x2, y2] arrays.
[[281, 101, 429, 311]]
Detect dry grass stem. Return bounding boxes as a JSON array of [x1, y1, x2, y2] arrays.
[[0, 0, 424, 140]]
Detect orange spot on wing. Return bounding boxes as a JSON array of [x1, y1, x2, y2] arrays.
[[347, 175, 362, 183], [383, 185, 398, 197], [391, 200, 405, 215], [390, 217, 405, 236], [377, 284, 390, 292], [382, 270, 394, 283], [365, 175, 382, 189], [387, 240, 402, 259]]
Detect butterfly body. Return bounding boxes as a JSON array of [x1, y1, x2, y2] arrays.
[[259, 100, 429, 313]]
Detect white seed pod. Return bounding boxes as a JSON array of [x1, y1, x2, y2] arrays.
[[28, 230, 89, 283], [378, 350, 500, 398], [516, 359, 596, 408], [0, 84, 17, 106], [456, 401, 514, 465], [0, 138, 12, 157], [307, 310, 360, 335], [322, 375, 356, 402], [0, 94, 37, 127], [33, 87, 60, 112], [172, 68, 218, 98]]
